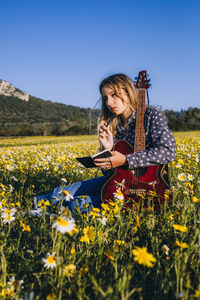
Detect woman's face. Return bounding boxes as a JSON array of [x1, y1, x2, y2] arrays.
[[101, 85, 129, 116]]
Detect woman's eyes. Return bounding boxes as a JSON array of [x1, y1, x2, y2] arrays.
[[102, 93, 117, 101]]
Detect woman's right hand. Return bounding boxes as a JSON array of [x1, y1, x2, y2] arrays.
[[99, 124, 113, 151]]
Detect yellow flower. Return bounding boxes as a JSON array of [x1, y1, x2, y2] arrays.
[[78, 266, 88, 276], [101, 203, 110, 211], [175, 240, 189, 248], [80, 226, 95, 244], [38, 199, 51, 209], [174, 211, 181, 215], [114, 240, 125, 246], [193, 289, 200, 298], [173, 224, 188, 232], [98, 231, 104, 238], [148, 190, 157, 197], [132, 246, 156, 267], [0, 284, 6, 296], [89, 210, 100, 219], [104, 252, 116, 260], [192, 196, 200, 203], [22, 225, 31, 232], [135, 215, 140, 228], [20, 220, 31, 232], [64, 264, 76, 278], [70, 248, 76, 255], [46, 292, 57, 300], [92, 207, 100, 213]]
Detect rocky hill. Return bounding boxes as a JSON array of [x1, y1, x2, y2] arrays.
[[0, 81, 99, 136], [0, 80, 199, 136], [0, 80, 29, 101]]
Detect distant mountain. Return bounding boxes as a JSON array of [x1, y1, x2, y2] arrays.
[[0, 80, 29, 101], [0, 80, 199, 136], [0, 80, 99, 136]]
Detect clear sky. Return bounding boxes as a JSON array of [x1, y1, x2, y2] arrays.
[[1, 0, 199, 111]]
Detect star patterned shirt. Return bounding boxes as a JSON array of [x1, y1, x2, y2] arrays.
[[102, 106, 176, 176]]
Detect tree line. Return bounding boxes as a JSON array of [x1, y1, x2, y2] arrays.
[[0, 94, 199, 136]]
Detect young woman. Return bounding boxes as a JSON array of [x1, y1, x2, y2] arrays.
[[33, 73, 176, 214]]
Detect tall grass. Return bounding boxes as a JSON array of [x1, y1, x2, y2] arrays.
[[0, 133, 199, 299]]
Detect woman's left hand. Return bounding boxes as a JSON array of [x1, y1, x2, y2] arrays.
[[94, 151, 127, 170]]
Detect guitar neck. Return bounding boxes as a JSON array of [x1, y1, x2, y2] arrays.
[[134, 88, 146, 153]]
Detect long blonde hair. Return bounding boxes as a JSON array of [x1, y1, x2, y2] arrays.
[[98, 73, 138, 149]]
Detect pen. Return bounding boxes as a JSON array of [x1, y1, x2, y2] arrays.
[[105, 113, 116, 127]]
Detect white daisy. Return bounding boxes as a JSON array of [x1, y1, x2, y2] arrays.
[[161, 244, 170, 255], [6, 165, 15, 171], [61, 178, 67, 183], [148, 181, 157, 185], [113, 189, 124, 201], [2, 213, 15, 224], [178, 173, 187, 181], [97, 217, 107, 225], [1, 207, 16, 215], [52, 216, 75, 233], [175, 164, 182, 168], [188, 174, 194, 181], [42, 252, 56, 269], [60, 190, 74, 201], [114, 179, 126, 190]]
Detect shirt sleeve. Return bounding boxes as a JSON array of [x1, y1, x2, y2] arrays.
[[126, 109, 176, 168]]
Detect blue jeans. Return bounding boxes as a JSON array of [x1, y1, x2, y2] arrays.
[[34, 176, 108, 213]]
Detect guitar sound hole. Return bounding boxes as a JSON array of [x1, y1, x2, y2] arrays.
[[135, 167, 147, 177]]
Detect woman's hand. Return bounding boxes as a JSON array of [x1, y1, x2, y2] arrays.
[[94, 151, 127, 170], [99, 124, 113, 151]]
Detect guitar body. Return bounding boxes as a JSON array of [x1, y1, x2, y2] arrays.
[[101, 140, 170, 209]]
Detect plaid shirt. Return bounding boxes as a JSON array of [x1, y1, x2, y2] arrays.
[[102, 106, 176, 176]]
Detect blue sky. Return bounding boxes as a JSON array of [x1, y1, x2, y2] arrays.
[[1, 0, 199, 111]]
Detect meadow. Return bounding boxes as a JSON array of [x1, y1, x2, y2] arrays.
[[0, 132, 199, 299]]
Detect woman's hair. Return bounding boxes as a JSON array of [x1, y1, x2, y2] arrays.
[[98, 73, 138, 149]]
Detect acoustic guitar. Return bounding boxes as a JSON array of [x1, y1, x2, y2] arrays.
[[101, 71, 170, 209]]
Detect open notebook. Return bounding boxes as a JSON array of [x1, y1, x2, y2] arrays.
[[76, 149, 112, 168]]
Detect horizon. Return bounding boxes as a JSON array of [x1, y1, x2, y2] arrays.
[[1, 0, 200, 111], [0, 77, 198, 113]]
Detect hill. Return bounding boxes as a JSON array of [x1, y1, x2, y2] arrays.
[[0, 94, 100, 136], [0, 80, 199, 136]]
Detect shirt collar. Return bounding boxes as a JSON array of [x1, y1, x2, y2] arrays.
[[117, 111, 136, 133]]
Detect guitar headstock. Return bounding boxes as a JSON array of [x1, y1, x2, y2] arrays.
[[134, 70, 151, 89]]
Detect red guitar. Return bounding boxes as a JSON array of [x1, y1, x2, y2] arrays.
[[101, 71, 170, 210]]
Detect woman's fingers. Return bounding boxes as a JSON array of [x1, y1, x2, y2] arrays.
[[99, 125, 108, 134], [94, 157, 111, 169]]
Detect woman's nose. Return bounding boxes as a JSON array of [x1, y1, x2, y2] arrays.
[[107, 96, 113, 106]]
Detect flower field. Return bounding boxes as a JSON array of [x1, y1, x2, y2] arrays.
[[0, 133, 200, 299]]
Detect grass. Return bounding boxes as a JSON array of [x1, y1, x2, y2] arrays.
[[0, 133, 199, 299]]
